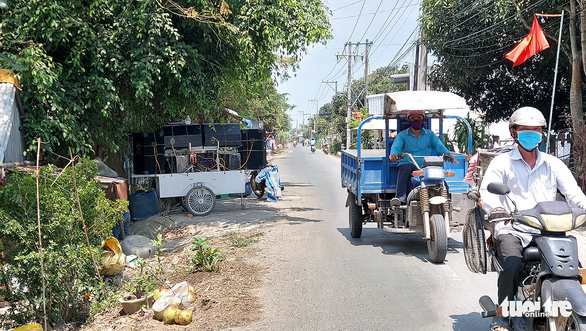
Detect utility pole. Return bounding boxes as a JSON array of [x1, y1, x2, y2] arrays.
[[337, 42, 360, 149], [413, 39, 420, 91], [298, 111, 308, 138], [362, 39, 372, 110], [417, 36, 427, 91], [309, 99, 318, 138]]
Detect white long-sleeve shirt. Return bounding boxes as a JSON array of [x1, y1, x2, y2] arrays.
[[479, 146, 586, 246]]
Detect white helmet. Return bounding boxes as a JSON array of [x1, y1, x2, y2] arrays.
[[508, 106, 547, 128]]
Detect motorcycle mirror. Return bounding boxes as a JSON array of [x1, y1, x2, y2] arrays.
[[487, 182, 518, 214], [487, 183, 510, 195]]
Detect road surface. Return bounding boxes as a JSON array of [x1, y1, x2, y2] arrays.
[[238, 145, 500, 331]]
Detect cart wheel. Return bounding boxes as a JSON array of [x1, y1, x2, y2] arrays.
[[348, 193, 363, 238], [463, 207, 487, 273], [185, 186, 216, 216], [427, 214, 448, 263], [250, 171, 265, 199]]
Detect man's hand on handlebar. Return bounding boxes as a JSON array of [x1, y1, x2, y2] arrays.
[[389, 154, 399, 162], [443, 153, 459, 165], [489, 207, 511, 224]]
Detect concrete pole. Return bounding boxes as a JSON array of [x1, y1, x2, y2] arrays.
[[346, 43, 353, 149], [364, 39, 370, 110]]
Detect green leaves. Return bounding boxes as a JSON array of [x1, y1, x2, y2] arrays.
[[421, 0, 570, 126], [2, 0, 330, 159], [0, 159, 127, 326]]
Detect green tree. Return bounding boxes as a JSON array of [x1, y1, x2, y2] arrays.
[[421, 0, 585, 176], [0, 0, 330, 161]]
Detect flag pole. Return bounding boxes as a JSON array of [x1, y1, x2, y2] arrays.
[[537, 12, 564, 154]]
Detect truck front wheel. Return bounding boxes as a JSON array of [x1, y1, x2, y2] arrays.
[[348, 193, 363, 238]]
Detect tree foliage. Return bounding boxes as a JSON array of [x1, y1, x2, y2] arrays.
[[421, 0, 571, 125], [0, 0, 330, 159], [422, 0, 586, 176]]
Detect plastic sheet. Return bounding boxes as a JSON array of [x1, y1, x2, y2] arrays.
[[100, 237, 126, 276]]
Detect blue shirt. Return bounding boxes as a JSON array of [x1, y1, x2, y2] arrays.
[[390, 127, 451, 165]]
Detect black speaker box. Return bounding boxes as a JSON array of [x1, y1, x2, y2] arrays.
[[203, 123, 242, 147], [240, 129, 266, 170], [163, 124, 203, 148]]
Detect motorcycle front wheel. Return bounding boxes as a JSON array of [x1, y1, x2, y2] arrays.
[[427, 214, 448, 264]]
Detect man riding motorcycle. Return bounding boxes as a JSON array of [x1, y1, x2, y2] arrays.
[[389, 109, 458, 203], [479, 106, 586, 331]]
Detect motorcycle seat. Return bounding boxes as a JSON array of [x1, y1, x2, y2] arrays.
[[523, 246, 540, 261]]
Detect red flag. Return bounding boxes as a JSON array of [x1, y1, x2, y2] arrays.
[[505, 15, 550, 67]]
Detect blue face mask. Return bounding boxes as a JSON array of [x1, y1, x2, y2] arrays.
[[517, 130, 542, 151]]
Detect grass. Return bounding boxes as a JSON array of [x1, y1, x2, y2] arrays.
[[229, 231, 264, 248]]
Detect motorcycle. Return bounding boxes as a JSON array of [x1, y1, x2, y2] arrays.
[[470, 182, 586, 330], [311, 145, 316, 153], [322, 144, 329, 155], [249, 165, 284, 199]]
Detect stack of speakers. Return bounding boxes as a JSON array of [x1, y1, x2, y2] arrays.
[[132, 131, 169, 174], [133, 124, 265, 174], [240, 129, 267, 170]]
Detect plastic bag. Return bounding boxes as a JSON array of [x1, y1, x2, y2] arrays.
[[152, 281, 192, 320], [100, 237, 126, 276]]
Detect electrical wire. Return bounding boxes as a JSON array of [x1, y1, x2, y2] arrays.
[[370, 0, 410, 43], [331, 0, 362, 12], [358, 0, 384, 42], [370, 0, 418, 64], [440, 0, 550, 49], [347, 0, 367, 42]]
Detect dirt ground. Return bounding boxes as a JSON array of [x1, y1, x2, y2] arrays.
[[82, 226, 267, 331], [81, 153, 293, 331]]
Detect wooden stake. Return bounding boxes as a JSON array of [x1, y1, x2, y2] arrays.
[[35, 138, 47, 331], [69, 149, 107, 300]]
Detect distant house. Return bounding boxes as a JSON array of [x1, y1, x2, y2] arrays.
[[0, 69, 24, 164]]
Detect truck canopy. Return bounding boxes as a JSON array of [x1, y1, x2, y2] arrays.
[[366, 91, 469, 119]]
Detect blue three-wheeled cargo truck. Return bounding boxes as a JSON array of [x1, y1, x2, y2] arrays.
[[341, 91, 473, 263]]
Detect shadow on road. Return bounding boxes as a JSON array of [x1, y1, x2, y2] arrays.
[[449, 312, 490, 330], [156, 195, 324, 233], [336, 227, 463, 263]]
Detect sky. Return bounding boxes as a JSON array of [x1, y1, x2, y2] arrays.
[[276, 0, 422, 129]]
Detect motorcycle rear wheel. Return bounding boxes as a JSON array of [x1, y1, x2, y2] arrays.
[[250, 171, 265, 199]]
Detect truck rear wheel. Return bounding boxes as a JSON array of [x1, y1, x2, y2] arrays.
[[348, 193, 363, 238], [427, 214, 447, 263]]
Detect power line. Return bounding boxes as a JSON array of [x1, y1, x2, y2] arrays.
[[347, 0, 367, 42], [370, 0, 418, 63], [331, 3, 419, 21], [331, 0, 362, 12], [358, 0, 384, 42], [440, 0, 549, 49], [370, 0, 409, 43]]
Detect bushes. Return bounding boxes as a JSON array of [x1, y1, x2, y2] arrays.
[[0, 160, 126, 328]]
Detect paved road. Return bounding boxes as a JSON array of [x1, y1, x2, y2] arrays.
[[237, 145, 505, 331]]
